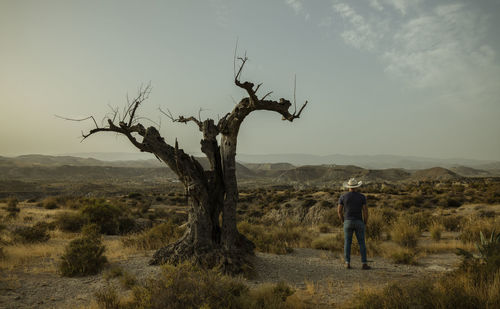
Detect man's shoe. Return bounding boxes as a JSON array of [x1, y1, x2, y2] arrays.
[[362, 264, 371, 270], [345, 263, 351, 269]]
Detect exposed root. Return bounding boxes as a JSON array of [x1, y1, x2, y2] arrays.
[[149, 234, 255, 275]]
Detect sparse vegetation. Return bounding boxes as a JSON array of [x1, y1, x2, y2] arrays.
[[122, 220, 185, 250], [112, 262, 303, 309], [429, 221, 444, 241], [12, 222, 50, 243], [390, 217, 420, 248], [59, 224, 107, 277]]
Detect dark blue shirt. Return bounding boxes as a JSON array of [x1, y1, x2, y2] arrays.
[[338, 191, 366, 221]]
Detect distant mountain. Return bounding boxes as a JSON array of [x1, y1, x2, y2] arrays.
[[274, 165, 412, 185], [237, 153, 500, 171], [449, 166, 491, 177], [412, 167, 460, 181]]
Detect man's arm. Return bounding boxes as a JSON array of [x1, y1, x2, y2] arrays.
[[362, 204, 368, 225], [337, 204, 344, 224]]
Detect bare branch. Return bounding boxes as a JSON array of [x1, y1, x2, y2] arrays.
[[159, 107, 202, 130], [293, 74, 297, 114], [261, 91, 273, 100], [55, 115, 99, 129]]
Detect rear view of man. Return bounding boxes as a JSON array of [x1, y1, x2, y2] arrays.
[[338, 178, 370, 270]]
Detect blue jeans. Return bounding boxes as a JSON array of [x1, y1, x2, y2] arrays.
[[343, 219, 367, 264]]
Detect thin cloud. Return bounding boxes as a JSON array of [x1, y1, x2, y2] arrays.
[[330, 1, 500, 106], [332, 2, 378, 51], [285, 0, 303, 14]]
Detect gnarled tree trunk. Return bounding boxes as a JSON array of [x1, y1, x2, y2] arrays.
[[75, 57, 307, 273]]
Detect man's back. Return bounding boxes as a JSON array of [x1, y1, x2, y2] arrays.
[[339, 191, 366, 221]]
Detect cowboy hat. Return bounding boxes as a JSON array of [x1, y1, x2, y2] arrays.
[[343, 178, 363, 188]]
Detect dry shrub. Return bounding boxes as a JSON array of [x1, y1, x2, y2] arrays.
[[39, 196, 59, 209], [119, 262, 302, 309], [438, 214, 463, 232], [390, 248, 418, 265], [311, 234, 342, 251], [390, 217, 419, 248], [347, 229, 500, 309], [322, 209, 342, 227], [238, 221, 314, 254], [429, 221, 444, 241], [366, 209, 385, 240], [317, 223, 331, 233], [460, 217, 499, 243], [122, 220, 185, 250]]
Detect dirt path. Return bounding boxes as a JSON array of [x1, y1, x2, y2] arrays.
[[248, 248, 459, 307], [0, 249, 460, 309]]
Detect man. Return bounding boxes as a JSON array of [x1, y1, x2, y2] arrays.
[[338, 178, 370, 270]]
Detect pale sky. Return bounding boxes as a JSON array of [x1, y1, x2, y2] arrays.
[[1, 0, 499, 160]]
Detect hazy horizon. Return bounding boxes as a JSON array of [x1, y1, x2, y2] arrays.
[[1, 1, 499, 161]]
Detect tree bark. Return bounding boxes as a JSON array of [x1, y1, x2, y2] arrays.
[[75, 61, 307, 274]]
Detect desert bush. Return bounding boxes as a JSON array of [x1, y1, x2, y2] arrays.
[[311, 234, 342, 251], [59, 224, 107, 277], [390, 248, 418, 265], [320, 200, 334, 208], [81, 201, 123, 235], [407, 211, 431, 232], [122, 220, 185, 250], [55, 211, 86, 232], [318, 223, 331, 233], [12, 222, 50, 243], [390, 217, 419, 248], [378, 208, 398, 225], [459, 217, 498, 243], [439, 214, 463, 231], [301, 199, 317, 209], [238, 221, 313, 254], [95, 285, 121, 309], [40, 196, 59, 209], [128, 192, 142, 199], [322, 209, 342, 227], [125, 262, 300, 309], [348, 235, 500, 309], [366, 209, 385, 240], [6, 197, 20, 217], [429, 222, 444, 241]]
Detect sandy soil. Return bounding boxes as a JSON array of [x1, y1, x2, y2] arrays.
[[0, 247, 460, 309]]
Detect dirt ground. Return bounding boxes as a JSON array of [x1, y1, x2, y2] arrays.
[[0, 246, 460, 309]]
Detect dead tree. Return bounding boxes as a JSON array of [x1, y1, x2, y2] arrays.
[[73, 57, 307, 273]]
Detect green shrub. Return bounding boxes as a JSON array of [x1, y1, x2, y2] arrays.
[[12, 222, 50, 243], [390, 217, 419, 248], [59, 224, 107, 277], [55, 211, 86, 232], [81, 202, 123, 235]]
